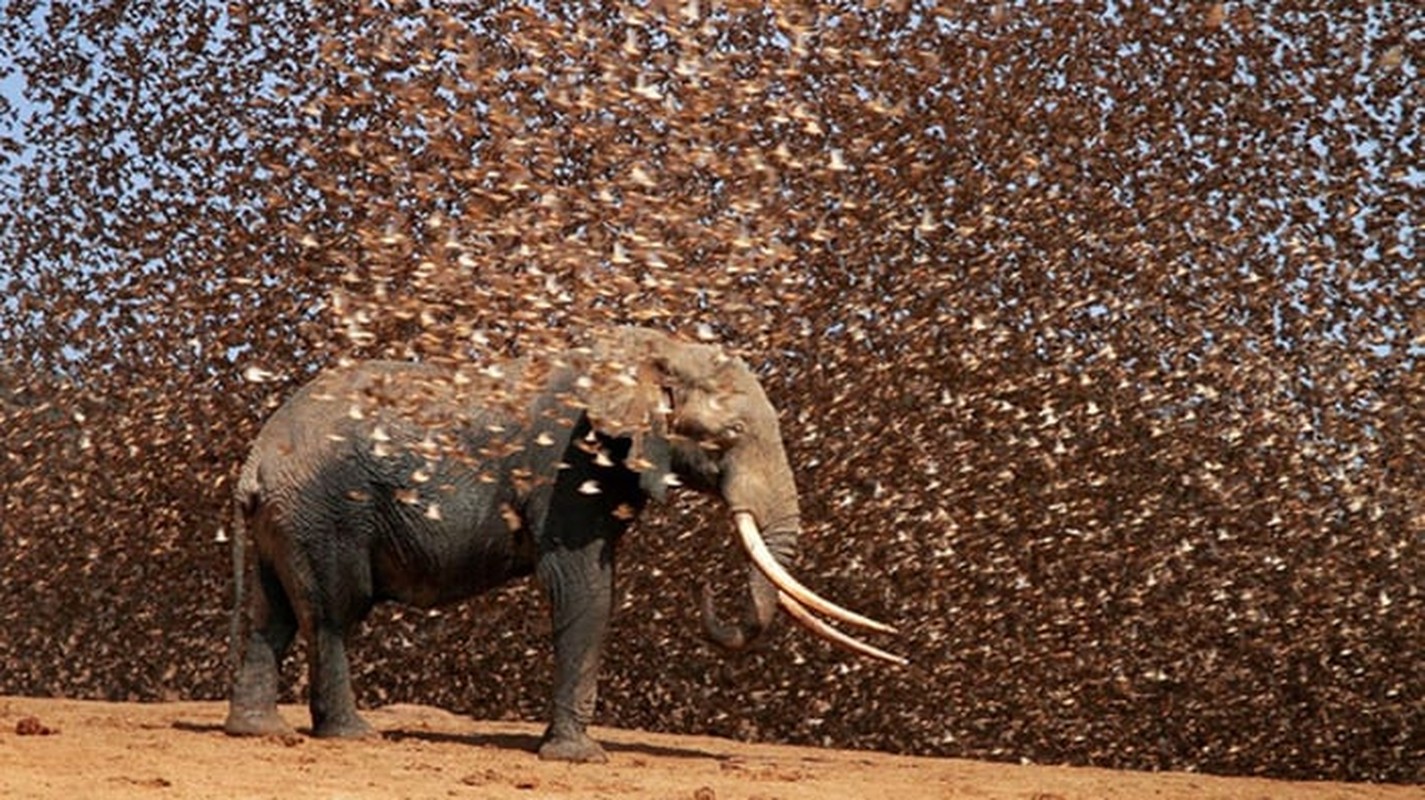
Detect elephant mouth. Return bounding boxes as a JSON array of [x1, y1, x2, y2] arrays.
[[732, 511, 907, 666]]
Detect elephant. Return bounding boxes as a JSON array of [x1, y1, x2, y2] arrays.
[[223, 326, 901, 763]]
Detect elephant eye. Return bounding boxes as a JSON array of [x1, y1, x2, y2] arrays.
[[725, 421, 746, 440]]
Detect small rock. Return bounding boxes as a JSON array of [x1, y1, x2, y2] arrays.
[[15, 716, 56, 736], [460, 769, 501, 786]]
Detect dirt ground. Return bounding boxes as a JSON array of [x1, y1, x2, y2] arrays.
[[0, 696, 1417, 800]]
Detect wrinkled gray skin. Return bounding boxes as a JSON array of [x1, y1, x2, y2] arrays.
[[224, 328, 800, 762]]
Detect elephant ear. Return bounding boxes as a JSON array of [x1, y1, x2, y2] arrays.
[[581, 328, 676, 499]]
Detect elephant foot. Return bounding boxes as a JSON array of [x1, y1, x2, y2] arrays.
[[224, 707, 295, 738], [311, 713, 378, 740], [538, 730, 609, 763]]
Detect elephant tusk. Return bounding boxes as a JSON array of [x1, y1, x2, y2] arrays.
[[733, 511, 898, 635], [778, 592, 909, 666]]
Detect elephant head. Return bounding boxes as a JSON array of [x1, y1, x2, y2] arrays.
[[577, 328, 902, 664]]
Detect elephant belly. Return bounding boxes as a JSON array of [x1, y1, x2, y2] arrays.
[[368, 500, 535, 608]]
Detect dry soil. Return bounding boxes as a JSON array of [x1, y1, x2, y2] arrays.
[[0, 696, 1418, 800]]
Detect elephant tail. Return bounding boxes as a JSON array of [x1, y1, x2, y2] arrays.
[[228, 454, 261, 679]]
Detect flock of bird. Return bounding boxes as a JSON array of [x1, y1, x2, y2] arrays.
[[1, 2, 1417, 783]]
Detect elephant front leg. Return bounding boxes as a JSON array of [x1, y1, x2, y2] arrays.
[[536, 539, 615, 763]]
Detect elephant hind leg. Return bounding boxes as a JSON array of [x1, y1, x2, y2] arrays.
[[306, 554, 377, 739], [225, 560, 298, 737], [307, 621, 376, 739]]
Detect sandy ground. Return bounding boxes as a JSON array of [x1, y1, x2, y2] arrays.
[[0, 696, 1417, 800]]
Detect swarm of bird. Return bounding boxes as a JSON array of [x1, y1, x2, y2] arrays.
[[0, 1, 1419, 784]]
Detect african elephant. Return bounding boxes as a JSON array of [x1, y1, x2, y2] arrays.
[[223, 327, 900, 762]]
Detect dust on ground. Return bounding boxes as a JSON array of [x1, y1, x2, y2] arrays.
[[0, 696, 1416, 800]]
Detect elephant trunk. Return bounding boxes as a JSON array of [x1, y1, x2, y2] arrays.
[[699, 515, 797, 651], [699, 446, 801, 651], [702, 448, 906, 664]]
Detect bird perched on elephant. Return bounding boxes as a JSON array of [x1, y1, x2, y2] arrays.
[[224, 326, 902, 763]]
